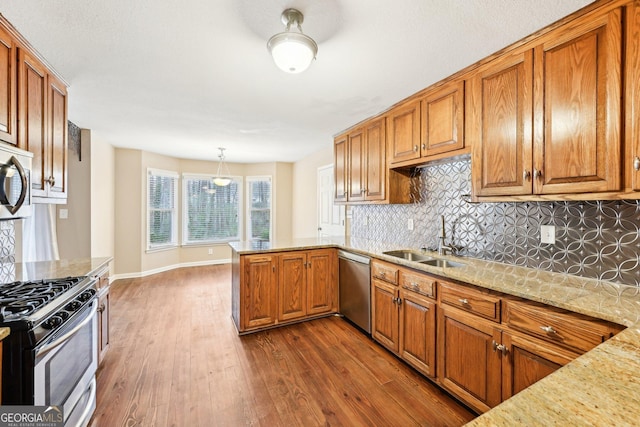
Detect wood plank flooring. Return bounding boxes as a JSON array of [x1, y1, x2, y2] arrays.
[[90, 264, 476, 427]]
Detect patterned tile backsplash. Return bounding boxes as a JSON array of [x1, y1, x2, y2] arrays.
[[0, 220, 16, 283], [351, 158, 640, 287]]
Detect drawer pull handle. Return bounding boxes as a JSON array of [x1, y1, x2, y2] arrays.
[[634, 156, 640, 171], [458, 298, 469, 305], [540, 325, 557, 334]]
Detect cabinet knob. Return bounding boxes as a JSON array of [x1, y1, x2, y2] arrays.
[[540, 325, 557, 335], [523, 170, 531, 181], [458, 298, 469, 305], [492, 340, 508, 355], [413, 145, 418, 152], [533, 169, 543, 179], [634, 156, 640, 171], [421, 143, 426, 151], [46, 176, 56, 187]]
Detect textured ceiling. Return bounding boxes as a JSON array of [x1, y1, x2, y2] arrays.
[[1, 0, 593, 163]]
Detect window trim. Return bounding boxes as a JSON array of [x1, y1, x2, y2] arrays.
[[181, 172, 243, 246], [246, 175, 273, 242], [146, 168, 179, 251]]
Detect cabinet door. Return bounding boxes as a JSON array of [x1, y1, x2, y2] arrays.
[[347, 128, 365, 202], [0, 26, 17, 145], [438, 307, 502, 413], [627, 1, 640, 191], [533, 8, 622, 194], [470, 49, 534, 197], [364, 118, 386, 201], [18, 49, 48, 198], [278, 252, 307, 321], [400, 289, 436, 378], [501, 330, 578, 400], [422, 80, 464, 157], [388, 100, 421, 164], [47, 74, 68, 199], [242, 255, 278, 330], [98, 289, 110, 365], [307, 249, 336, 316], [372, 279, 399, 353], [333, 134, 348, 202]]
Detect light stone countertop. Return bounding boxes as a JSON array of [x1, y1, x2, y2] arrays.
[[229, 236, 640, 426], [11, 257, 112, 282], [0, 327, 9, 341]]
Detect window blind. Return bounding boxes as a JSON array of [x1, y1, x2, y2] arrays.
[[183, 175, 241, 244], [147, 169, 178, 249], [247, 177, 271, 241]]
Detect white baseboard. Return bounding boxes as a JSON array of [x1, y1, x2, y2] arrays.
[[111, 259, 231, 281]]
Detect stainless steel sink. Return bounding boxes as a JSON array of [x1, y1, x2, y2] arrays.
[[383, 250, 465, 268], [419, 259, 465, 268], [382, 250, 433, 262]]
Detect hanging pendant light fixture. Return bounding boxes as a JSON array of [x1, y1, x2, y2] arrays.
[[267, 8, 318, 74], [213, 147, 231, 187]]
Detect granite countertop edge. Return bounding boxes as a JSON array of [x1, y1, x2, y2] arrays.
[[230, 237, 640, 426]]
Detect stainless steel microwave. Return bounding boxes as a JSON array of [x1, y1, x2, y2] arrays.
[[0, 144, 32, 220]]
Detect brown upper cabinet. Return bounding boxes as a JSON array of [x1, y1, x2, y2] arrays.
[[19, 49, 68, 201], [388, 79, 466, 167], [334, 116, 411, 204], [1, 15, 69, 202], [471, 7, 623, 198], [0, 25, 17, 146], [627, 1, 640, 191]]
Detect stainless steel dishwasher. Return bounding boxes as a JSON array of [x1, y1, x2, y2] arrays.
[[338, 250, 371, 334]]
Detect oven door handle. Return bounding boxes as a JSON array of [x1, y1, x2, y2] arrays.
[[37, 300, 97, 357], [75, 377, 97, 427]]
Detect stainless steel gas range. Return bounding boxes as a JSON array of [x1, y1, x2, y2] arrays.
[[0, 275, 99, 427]]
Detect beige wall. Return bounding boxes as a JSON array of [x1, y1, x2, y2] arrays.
[[57, 130, 92, 259], [113, 150, 295, 277], [90, 132, 115, 259], [291, 146, 333, 238]]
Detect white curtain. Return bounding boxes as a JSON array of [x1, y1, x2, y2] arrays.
[[22, 204, 60, 262]]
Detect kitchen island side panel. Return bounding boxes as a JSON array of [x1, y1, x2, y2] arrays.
[[231, 250, 240, 330]]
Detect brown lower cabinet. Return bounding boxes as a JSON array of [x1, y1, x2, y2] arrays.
[[97, 286, 110, 365], [235, 249, 338, 333], [371, 259, 624, 414], [372, 260, 437, 378]]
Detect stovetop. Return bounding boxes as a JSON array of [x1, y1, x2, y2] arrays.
[[0, 277, 86, 322]]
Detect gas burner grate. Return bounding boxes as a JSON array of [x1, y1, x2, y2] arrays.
[[0, 276, 86, 322]]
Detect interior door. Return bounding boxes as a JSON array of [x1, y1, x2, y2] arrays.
[[317, 165, 345, 237]]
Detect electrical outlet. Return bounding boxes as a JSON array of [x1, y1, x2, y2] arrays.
[[540, 225, 556, 244], [407, 218, 414, 230], [208, 248, 213, 255], [59, 209, 68, 219]]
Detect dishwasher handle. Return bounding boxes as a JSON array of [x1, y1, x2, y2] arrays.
[[338, 250, 370, 265]]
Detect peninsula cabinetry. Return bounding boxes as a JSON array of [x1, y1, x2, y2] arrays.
[[235, 249, 337, 333], [471, 7, 623, 198], [371, 260, 437, 378]]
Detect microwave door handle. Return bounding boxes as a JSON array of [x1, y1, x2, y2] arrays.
[[5, 155, 28, 214], [0, 164, 10, 205]]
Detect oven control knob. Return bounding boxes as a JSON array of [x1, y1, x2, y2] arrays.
[[65, 301, 81, 311], [78, 289, 96, 302], [42, 315, 63, 330]]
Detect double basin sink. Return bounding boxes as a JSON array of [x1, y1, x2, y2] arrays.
[[382, 250, 465, 269]]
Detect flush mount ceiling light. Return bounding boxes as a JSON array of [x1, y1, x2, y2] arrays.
[[267, 8, 318, 74], [213, 147, 231, 187]]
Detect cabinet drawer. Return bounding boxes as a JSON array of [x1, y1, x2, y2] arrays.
[[504, 300, 623, 353], [372, 261, 399, 285], [400, 270, 436, 299], [440, 281, 501, 322]]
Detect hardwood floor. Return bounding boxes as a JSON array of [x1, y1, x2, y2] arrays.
[[90, 265, 476, 427]]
